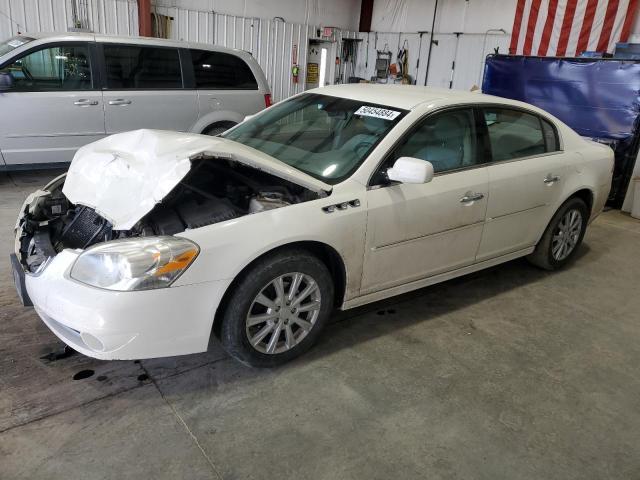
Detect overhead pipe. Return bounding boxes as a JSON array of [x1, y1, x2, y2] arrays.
[[423, 0, 439, 86], [138, 0, 152, 37], [478, 28, 508, 86]]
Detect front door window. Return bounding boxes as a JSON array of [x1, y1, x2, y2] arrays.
[[395, 108, 479, 173], [1, 44, 92, 91]]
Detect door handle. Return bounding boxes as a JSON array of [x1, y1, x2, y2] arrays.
[[74, 99, 98, 106], [544, 174, 560, 185], [460, 192, 485, 204], [108, 99, 132, 106]]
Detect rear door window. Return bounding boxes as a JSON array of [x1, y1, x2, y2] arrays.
[[103, 45, 182, 89], [483, 108, 547, 161], [190, 49, 258, 89]]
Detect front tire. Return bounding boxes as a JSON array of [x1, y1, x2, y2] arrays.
[[527, 197, 589, 270], [219, 250, 334, 367]]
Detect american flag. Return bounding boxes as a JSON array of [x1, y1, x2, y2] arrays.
[[509, 0, 639, 56]]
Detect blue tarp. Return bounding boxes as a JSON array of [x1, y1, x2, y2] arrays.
[[482, 55, 640, 141], [482, 54, 640, 207]]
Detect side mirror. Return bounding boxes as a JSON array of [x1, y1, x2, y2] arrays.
[[387, 157, 434, 184], [0, 72, 13, 91]]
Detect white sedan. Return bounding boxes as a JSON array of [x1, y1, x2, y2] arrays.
[[13, 85, 613, 367]]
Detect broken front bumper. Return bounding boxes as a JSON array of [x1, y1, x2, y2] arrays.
[[10, 253, 32, 306], [25, 249, 229, 360]]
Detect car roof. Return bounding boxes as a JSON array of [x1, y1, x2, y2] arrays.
[[20, 31, 250, 56], [309, 84, 521, 111]]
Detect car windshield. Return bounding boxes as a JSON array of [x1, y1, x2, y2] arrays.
[[0, 36, 34, 58], [223, 93, 407, 184]]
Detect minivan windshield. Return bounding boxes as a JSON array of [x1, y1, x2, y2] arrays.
[[223, 93, 407, 184], [0, 36, 35, 58]]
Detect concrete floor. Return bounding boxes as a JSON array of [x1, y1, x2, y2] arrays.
[[1, 169, 640, 480]]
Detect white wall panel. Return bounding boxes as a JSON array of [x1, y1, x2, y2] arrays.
[[0, 0, 138, 39], [95, 0, 138, 35], [154, 0, 361, 31], [351, 0, 516, 92], [370, 0, 516, 35], [452, 32, 510, 90], [423, 33, 457, 88], [352, 30, 510, 91], [0, 0, 68, 35], [358, 0, 515, 91]]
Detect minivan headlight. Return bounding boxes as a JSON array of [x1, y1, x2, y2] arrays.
[[70, 236, 199, 291]]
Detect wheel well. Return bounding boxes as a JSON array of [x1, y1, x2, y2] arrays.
[[202, 121, 237, 135], [211, 241, 347, 339], [569, 188, 593, 215]]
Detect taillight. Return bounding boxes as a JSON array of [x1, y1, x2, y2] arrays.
[[264, 94, 272, 108]]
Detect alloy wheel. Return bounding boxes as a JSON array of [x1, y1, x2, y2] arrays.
[[246, 272, 322, 354], [552, 208, 583, 261]]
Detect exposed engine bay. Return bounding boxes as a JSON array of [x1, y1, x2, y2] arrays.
[[16, 157, 320, 273]]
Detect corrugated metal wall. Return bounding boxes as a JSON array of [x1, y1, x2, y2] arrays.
[[151, 6, 358, 102], [0, 1, 508, 98], [0, 0, 138, 37]]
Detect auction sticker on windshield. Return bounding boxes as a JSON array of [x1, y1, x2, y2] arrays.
[[355, 106, 401, 121]]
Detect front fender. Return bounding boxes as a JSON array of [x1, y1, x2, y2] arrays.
[[173, 185, 368, 304]]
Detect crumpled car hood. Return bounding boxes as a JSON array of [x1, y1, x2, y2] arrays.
[[62, 129, 332, 230]]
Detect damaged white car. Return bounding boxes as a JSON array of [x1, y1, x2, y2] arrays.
[[12, 85, 614, 367]]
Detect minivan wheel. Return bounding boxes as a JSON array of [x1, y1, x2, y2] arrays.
[[527, 197, 588, 270], [219, 250, 334, 367], [203, 122, 237, 136]]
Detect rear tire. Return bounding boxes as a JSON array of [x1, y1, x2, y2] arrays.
[[219, 249, 334, 367], [527, 197, 588, 270], [203, 122, 237, 136]]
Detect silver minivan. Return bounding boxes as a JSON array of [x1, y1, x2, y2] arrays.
[[0, 32, 271, 168]]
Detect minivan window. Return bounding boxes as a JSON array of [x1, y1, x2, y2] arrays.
[[484, 108, 546, 161], [0, 36, 35, 57], [190, 49, 258, 89], [0, 44, 92, 91], [104, 45, 182, 89]]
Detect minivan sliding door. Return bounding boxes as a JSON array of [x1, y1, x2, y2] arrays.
[[100, 43, 197, 134]]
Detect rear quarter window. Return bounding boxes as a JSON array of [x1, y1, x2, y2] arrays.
[[190, 49, 258, 90], [541, 118, 560, 152]]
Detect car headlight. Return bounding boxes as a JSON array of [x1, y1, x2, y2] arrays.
[[69, 236, 199, 291]]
